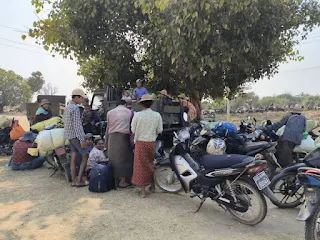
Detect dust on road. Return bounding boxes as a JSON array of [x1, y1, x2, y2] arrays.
[[0, 157, 303, 240]]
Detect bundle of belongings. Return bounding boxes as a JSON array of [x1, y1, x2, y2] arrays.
[[0, 118, 25, 155], [35, 128, 67, 153], [30, 117, 64, 133]]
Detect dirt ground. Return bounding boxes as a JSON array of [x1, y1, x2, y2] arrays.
[[0, 155, 303, 240]]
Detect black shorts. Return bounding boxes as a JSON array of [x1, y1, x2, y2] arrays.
[[69, 138, 88, 156]]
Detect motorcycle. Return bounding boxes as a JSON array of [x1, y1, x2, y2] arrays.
[[269, 148, 320, 208], [157, 129, 277, 226], [296, 167, 320, 240], [46, 145, 72, 182], [190, 126, 280, 179]]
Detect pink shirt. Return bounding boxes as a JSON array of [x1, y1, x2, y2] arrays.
[[107, 106, 132, 134]]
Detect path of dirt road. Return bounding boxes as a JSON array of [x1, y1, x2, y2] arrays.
[[0, 157, 303, 240]]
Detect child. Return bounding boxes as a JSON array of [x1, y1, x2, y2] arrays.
[[122, 90, 132, 100]]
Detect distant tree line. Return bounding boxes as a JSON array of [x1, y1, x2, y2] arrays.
[[202, 92, 320, 113]]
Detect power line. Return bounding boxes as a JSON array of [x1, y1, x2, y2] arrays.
[[0, 43, 50, 55], [0, 37, 43, 49], [283, 65, 320, 73], [0, 25, 27, 33]]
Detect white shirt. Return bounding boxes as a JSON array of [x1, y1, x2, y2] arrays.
[[131, 108, 163, 143]]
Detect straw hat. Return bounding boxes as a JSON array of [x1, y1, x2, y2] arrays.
[[160, 89, 172, 98], [138, 94, 155, 103], [178, 93, 188, 100]]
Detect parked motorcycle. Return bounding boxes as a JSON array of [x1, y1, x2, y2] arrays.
[[296, 167, 320, 240], [269, 148, 320, 208], [156, 129, 277, 226], [46, 146, 72, 182]]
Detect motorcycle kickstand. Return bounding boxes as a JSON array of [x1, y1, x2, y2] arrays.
[[194, 197, 206, 213], [49, 168, 58, 177]]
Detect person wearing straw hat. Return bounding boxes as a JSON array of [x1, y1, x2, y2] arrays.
[[34, 99, 53, 123], [64, 88, 89, 187], [178, 93, 197, 121], [159, 89, 172, 105], [11, 131, 45, 170], [131, 94, 163, 198]]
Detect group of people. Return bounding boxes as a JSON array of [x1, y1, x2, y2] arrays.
[[9, 79, 199, 198], [64, 88, 162, 197]]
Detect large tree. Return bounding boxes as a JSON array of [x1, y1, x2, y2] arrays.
[[28, 0, 320, 107], [27, 71, 45, 93], [0, 68, 32, 112]]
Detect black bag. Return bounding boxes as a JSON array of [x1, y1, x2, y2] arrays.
[[89, 162, 116, 193]]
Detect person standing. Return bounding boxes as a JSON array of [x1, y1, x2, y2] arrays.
[[263, 111, 306, 167], [107, 99, 133, 188], [34, 99, 52, 123], [131, 94, 163, 198], [64, 88, 88, 187], [82, 98, 93, 134], [133, 79, 148, 100], [178, 93, 197, 122]]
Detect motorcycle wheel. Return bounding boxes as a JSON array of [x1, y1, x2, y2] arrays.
[[269, 172, 303, 208], [227, 180, 267, 226], [305, 203, 320, 240], [56, 155, 72, 182], [154, 165, 182, 193]]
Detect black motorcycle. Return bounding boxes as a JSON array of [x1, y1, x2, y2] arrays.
[[46, 146, 72, 182], [269, 148, 320, 208], [155, 131, 278, 226]]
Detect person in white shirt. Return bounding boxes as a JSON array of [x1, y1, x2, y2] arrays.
[[131, 94, 163, 198], [86, 138, 108, 177]]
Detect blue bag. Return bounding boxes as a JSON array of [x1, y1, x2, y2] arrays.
[[89, 162, 115, 193], [213, 122, 237, 137]]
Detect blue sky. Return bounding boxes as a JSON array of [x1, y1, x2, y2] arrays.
[[1, 1, 320, 97]]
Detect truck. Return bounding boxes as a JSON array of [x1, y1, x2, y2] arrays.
[[26, 95, 66, 125], [91, 85, 186, 147]]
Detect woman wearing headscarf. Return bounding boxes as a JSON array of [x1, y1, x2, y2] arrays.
[[131, 94, 163, 198]]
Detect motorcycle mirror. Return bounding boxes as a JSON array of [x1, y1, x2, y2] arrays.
[[183, 112, 188, 122]]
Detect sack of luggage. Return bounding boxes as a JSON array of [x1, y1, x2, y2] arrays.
[[36, 128, 66, 152], [10, 120, 25, 140], [89, 162, 116, 193], [213, 122, 237, 137]]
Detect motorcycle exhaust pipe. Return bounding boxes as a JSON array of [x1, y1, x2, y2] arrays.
[[262, 186, 279, 203]]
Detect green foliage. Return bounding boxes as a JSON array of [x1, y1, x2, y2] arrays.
[[27, 71, 45, 93], [0, 68, 32, 110], [27, 0, 320, 100]]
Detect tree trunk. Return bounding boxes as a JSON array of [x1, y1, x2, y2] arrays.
[[0, 104, 3, 113], [189, 91, 201, 120]]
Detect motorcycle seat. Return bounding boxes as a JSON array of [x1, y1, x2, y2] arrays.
[[200, 154, 254, 170], [243, 141, 269, 153]]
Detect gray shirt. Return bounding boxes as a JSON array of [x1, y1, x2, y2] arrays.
[[264, 114, 306, 145]]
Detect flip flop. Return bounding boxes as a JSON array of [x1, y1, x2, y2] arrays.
[[76, 182, 89, 188], [71, 183, 76, 187]]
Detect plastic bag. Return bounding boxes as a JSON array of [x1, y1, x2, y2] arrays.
[[0, 116, 11, 128], [294, 135, 316, 153], [36, 128, 65, 152], [276, 126, 286, 136], [10, 121, 25, 140]]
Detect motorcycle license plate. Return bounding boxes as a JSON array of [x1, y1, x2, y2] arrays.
[[55, 148, 66, 156], [253, 171, 271, 190]]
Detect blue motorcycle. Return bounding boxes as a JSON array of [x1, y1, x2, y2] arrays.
[[297, 166, 320, 240]]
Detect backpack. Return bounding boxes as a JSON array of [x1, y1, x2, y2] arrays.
[[213, 122, 237, 138], [89, 162, 116, 193]]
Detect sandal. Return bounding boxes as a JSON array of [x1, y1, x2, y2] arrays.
[[76, 182, 89, 188], [118, 182, 130, 188]]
